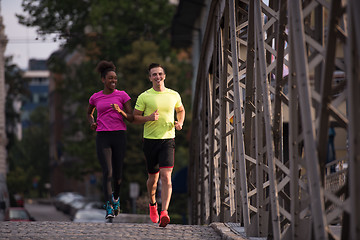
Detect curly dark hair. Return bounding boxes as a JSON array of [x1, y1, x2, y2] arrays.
[[96, 60, 116, 78]]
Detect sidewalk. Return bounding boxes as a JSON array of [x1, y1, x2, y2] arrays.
[[24, 198, 255, 239], [0, 221, 223, 239], [211, 223, 265, 240]]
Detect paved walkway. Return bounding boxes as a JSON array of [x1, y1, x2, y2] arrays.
[[0, 200, 248, 239], [0, 221, 252, 240], [0, 221, 225, 240]]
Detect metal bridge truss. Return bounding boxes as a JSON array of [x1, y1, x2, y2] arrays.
[[189, 0, 360, 239]]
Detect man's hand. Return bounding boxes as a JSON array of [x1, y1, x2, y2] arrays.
[[149, 109, 159, 121], [174, 121, 183, 130], [175, 105, 185, 131]]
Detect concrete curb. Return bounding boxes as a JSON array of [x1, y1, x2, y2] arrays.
[[210, 222, 247, 240], [26, 198, 54, 205]]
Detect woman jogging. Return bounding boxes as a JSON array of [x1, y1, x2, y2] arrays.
[[87, 60, 134, 219]]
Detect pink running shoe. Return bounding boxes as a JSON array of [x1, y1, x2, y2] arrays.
[[159, 210, 170, 228], [149, 203, 159, 223]]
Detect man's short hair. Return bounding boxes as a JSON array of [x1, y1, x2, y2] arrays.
[[148, 63, 165, 75]]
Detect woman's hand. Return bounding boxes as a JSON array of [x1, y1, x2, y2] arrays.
[[90, 122, 98, 130], [112, 103, 134, 122], [111, 103, 123, 114], [87, 104, 97, 130]]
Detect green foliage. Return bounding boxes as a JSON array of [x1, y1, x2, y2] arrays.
[[18, 0, 91, 52], [168, 193, 188, 224], [115, 39, 192, 211], [4, 58, 49, 199], [6, 167, 31, 194], [56, 39, 192, 213], [18, 0, 176, 58], [4, 57, 29, 151], [56, 61, 101, 179], [7, 107, 50, 198], [18, 0, 193, 217]]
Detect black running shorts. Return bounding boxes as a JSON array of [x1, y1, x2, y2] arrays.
[[143, 138, 175, 174]]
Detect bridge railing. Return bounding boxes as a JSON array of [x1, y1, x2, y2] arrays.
[[189, 0, 360, 239]]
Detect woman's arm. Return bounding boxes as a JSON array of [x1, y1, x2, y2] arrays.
[[87, 104, 98, 130], [111, 100, 134, 123]]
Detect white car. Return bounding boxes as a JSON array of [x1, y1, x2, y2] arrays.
[[72, 208, 108, 223]]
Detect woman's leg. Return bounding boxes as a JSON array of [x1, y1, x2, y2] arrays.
[[96, 133, 113, 202], [111, 131, 126, 199]]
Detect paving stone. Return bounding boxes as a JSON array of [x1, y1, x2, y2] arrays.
[[0, 222, 224, 240]]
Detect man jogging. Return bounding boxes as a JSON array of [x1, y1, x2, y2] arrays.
[[133, 63, 185, 227]]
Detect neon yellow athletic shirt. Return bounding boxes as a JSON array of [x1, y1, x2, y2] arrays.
[[135, 88, 182, 139]]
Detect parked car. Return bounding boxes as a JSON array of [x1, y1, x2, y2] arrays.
[[53, 192, 84, 213], [72, 208, 108, 223], [83, 201, 103, 210], [54, 192, 71, 210], [4, 207, 35, 221], [69, 199, 103, 218]]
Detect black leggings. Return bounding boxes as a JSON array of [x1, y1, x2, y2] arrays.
[[96, 131, 126, 202]]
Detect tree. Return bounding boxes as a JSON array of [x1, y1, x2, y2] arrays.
[[56, 38, 192, 214], [0, 20, 8, 179], [56, 60, 101, 179], [5, 59, 50, 199], [5, 57, 29, 150], [116, 39, 192, 215], [7, 106, 50, 198], [18, 0, 176, 59], [18, 0, 193, 219]]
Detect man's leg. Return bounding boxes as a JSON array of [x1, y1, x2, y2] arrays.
[[147, 173, 159, 204], [159, 168, 173, 211], [159, 168, 172, 227], [147, 172, 160, 223]]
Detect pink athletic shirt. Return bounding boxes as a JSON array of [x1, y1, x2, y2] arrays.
[[89, 89, 131, 131]]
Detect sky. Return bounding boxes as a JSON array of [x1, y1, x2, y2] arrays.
[[2, 0, 64, 70]]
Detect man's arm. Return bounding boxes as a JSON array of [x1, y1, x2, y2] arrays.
[[174, 105, 185, 130], [133, 109, 159, 124]]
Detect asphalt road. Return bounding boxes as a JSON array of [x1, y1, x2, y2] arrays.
[[25, 200, 71, 221]]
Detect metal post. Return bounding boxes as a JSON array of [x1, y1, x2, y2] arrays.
[[229, 0, 250, 230], [346, 1, 360, 239], [288, 0, 327, 239], [189, 1, 358, 239], [254, 0, 281, 238]]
